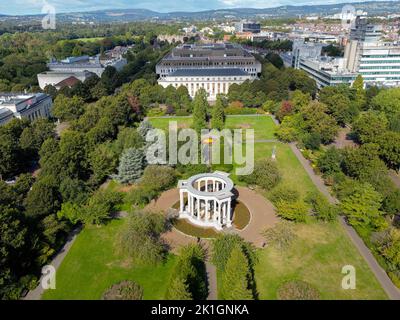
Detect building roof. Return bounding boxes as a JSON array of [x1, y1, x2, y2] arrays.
[[168, 68, 249, 77], [55, 76, 81, 88], [0, 107, 14, 120]]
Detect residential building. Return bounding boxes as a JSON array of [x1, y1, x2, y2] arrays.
[[0, 93, 52, 125], [156, 43, 261, 100]]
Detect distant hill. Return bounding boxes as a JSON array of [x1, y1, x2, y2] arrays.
[[1, 1, 400, 21]]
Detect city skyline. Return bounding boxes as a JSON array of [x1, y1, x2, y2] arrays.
[[0, 0, 395, 15]]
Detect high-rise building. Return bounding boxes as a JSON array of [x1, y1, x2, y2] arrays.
[[292, 16, 400, 88], [156, 43, 262, 100], [235, 21, 261, 34]]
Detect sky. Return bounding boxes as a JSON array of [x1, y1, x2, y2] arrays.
[[0, 0, 392, 15]]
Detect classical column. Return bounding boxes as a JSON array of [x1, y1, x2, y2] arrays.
[[205, 200, 209, 222], [197, 198, 201, 220], [227, 199, 232, 227], [179, 191, 184, 212], [221, 201, 226, 225], [187, 194, 191, 214]]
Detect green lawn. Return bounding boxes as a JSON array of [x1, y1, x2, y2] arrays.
[[148, 116, 192, 132], [254, 142, 318, 198], [42, 219, 177, 300], [224, 115, 276, 140], [255, 222, 387, 300]]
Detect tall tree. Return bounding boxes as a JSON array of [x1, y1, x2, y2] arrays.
[[52, 95, 85, 121], [114, 148, 146, 184], [192, 88, 208, 134], [211, 94, 225, 130], [221, 245, 253, 300], [341, 183, 387, 230], [352, 75, 367, 110]]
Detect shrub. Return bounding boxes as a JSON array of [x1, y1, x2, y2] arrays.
[[377, 228, 400, 270], [263, 221, 297, 249], [276, 200, 309, 222], [126, 185, 158, 207], [224, 106, 258, 115], [303, 132, 321, 150], [305, 191, 338, 222], [102, 280, 143, 300], [139, 165, 177, 192], [269, 184, 300, 204], [277, 280, 320, 300], [211, 234, 257, 272], [221, 245, 254, 300], [116, 209, 167, 265], [165, 244, 207, 300], [239, 159, 281, 190]]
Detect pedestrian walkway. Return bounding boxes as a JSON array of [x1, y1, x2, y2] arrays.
[[23, 227, 81, 300], [289, 142, 400, 300], [205, 261, 218, 300]]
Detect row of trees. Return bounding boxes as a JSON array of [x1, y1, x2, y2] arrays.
[[0, 63, 160, 297], [284, 78, 400, 287]]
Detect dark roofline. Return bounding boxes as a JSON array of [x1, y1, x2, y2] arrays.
[[168, 68, 250, 77]]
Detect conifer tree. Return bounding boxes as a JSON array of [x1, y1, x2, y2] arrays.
[[137, 120, 154, 141], [221, 245, 253, 300], [211, 94, 226, 130], [165, 277, 192, 300], [192, 88, 208, 134], [114, 147, 145, 184]]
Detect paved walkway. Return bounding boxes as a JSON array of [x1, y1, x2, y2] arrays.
[[146, 187, 278, 249], [289, 142, 400, 300], [234, 186, 278, 247], [205, 260, 218, 300], [23, 227, 82, 300]]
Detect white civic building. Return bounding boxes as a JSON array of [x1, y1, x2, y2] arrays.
[[156, 43, 261, 100], [177, 171, 234, 230]]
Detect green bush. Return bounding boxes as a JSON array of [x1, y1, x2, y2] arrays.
[[305, 191, 338, 222], [263, 221, 297, 250], [116, 209, 167, 265], [224, 106, 259, 115], [239, 159, 281, 190], [102, 280, 143, 300], [276, 200, 309, 222], [165, 244, 207, 300], [269, 184, 300, 204], [139, 165, 177, 192], [211, 234, 257, 272], [277, 280, 320, 300]]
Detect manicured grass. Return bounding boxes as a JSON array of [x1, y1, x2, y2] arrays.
[[173, 219, 219, 239], [232, 201, 251, 230], [224, 115, 276, 140], [254, 221, 388, 300], [148, 116, 192, 132], [254, 142, 318, 198], [42, 219, 177, 300]]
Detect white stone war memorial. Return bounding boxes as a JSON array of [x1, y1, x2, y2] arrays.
[[177, 171, 234, 230]]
